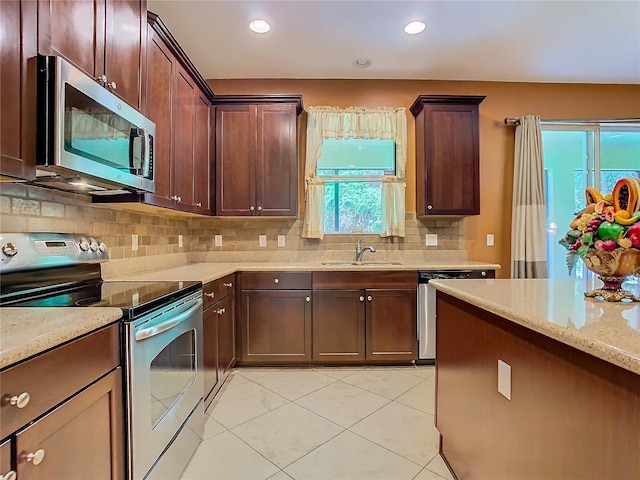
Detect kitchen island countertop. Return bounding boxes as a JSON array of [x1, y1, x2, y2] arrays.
[[429, 278, 640, 375], [0, 307, 123, 369]]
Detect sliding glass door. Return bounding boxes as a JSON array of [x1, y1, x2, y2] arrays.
[[543, 123, 640, 279]]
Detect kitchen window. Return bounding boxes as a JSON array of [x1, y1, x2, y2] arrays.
[[316, 138, 396, 233], [543, 123, 640, 279]]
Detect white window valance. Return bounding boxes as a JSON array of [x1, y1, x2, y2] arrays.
[[302, 106, 407, 239]]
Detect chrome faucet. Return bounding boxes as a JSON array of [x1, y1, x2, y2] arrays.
[[355, 237, 376, 262]]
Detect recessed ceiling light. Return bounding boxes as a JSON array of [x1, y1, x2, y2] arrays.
[[352, 58, 371, 68], [404, 20, 426, 35], [249, 19, 270, 34]]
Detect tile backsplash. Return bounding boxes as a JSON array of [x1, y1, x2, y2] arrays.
[[0, 183, 466, 274]]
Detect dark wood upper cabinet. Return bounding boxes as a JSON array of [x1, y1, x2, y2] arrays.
[[411, 95, 485, 216], [215, 96, 303, 217], [194, 92, 212, 213], [38, 0, 146, 110], [173, 65, 196, 209], [0, 0, 37, 180]]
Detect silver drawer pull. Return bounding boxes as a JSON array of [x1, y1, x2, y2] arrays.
[[367, 295, 372, 302], [216, 308, 226, 315], [0, 470, 16, 480], [305, 296, 310, 302], [204, 292, 215, 298], [196, 202, 202, 207], [359, 296, 364, 302], [223, 282, 233, 288], [274, 278, 279, 284], [9, 392, 30, 409], [26, 449, 45, 465], [107, 80, 117, 90]]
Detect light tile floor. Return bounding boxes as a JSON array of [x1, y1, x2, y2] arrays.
[[181, 366, 454, 480]]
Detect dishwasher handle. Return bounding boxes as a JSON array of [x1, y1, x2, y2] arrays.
[[135, 299, 203, 341]]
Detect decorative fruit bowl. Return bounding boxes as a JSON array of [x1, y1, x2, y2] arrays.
[[560, 177, 640, 302]]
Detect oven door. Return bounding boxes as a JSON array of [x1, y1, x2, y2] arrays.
[[125, 292, 203, 480]]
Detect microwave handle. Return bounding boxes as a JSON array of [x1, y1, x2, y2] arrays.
[[129, 128, 153, 178]]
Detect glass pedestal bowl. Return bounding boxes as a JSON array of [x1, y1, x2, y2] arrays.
[[582, 248, 640, 302]]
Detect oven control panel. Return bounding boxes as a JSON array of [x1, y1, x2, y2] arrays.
[[0, 233, 109, 273]]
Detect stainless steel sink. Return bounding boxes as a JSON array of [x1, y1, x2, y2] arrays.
[[321, 261, 403, 266]]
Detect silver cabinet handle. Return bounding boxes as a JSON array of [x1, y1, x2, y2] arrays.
[[196, 202, 202, 207], [171, 195, 182, 202], [97, 74, 107, 84], [359, 296, 364, 302], [107, 80, 117, 90], [250, 206, 255, 211], [26, 449, 45, 465], [10, 392, 30, 408], [427, 205, 433, 210], [177, 196, 181, 202], [305, 296, 310, 302], [204, 292, 215, 298], [481, 271, 487, 277], [257, 206, 262, 211], [223, 282, 233, 288], [216, 307, 226, 315], [274, 278, 279, 284], [367, 295, 372, 302], [0, 470, 17, 480]]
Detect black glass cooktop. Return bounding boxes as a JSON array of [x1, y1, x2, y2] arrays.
[[7, 281, 202, 319]]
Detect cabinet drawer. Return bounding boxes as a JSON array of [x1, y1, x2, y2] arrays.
[[203, 280, 219, 310], [313, 271, 417, 289], [0, 323, 120, 439], [240, 272, 312, 290], [0, 439, 11, 479], [218, 273, 236, 298]]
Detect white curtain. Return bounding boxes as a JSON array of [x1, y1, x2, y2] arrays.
[[510, 115, 548, 278], [302, 106, 407, 239]]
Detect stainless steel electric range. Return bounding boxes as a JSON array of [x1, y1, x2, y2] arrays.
[[0, 233, 205, 480]]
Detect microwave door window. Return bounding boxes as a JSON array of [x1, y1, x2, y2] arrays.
[[64, 84, 137, 173]]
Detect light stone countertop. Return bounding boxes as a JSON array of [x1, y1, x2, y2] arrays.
[[115, 260, 501, 284], [429, 278, 640, 375], [0, 307, 123, 369]]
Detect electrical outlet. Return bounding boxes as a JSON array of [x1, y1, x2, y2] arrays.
[[131, 234, 138, 252], [425, 234, 438, 246], [487, 234, 495, 246], [214, 235, 223, 247], [178, 235, 183, 248], [498, 359, 512, 400], [259, 235, 267, 247], [278, 235, 286, 247]]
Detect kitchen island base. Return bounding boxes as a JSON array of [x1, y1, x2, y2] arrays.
[[436, 293, 639, 480]]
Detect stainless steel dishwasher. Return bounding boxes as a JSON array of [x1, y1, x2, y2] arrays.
[[417, 270, 489, 363]]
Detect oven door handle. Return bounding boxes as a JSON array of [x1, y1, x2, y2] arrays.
[[134, 299, 203, 341]]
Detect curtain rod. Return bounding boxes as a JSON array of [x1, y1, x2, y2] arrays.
[[503, 117, 640, 125]]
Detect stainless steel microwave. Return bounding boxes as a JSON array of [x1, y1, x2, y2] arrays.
[[34, 55, 155, 194]]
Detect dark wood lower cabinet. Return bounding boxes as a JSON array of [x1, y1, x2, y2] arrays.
[[436, 293, 640, 479], [16, 368, 123, 480], [0, 439, 12, 479], [203, 304, 219, 404], [312, 290, 366, 362], [240, 290, 312, 363], [366, 289, 417, 362], [217, 294, 236, 375]]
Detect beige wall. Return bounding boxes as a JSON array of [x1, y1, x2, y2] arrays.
[[208, 79, 640, 277]]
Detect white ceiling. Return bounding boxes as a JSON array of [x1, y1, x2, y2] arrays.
[[148, 0, 640, 84]]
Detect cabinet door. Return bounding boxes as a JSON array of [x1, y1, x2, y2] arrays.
[[256, 104, 298, 216], [38, 0, 103, 80], [216, 105, 255, 215], [240, 290, 311, 363], [143, 27, 174, 207], [366, 289, 417, 362], [203, 306, 219, 403], [421, 104, 480, 215], [16, 368, 123, 480], [312, 290, 366, 362], [0, 0, 36, 179], [0, 439, 12, 480], [217, 294, 236, 378], [193, 91, 211, 214], [173, 65, 195, 208], [104, 0, 144, 109]]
